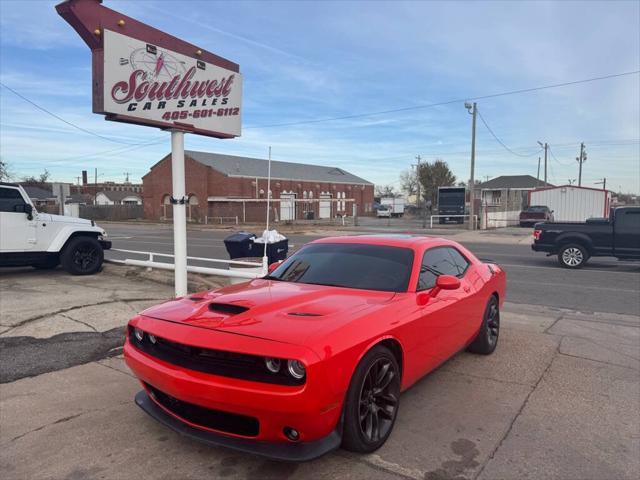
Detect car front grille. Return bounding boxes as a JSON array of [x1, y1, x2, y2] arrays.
[[128, 326, 304, 386], [145, 383, 259, 437]]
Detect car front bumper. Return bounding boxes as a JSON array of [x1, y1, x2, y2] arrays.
[[134, 389, 341, 461], [123, 318, 343, 459]]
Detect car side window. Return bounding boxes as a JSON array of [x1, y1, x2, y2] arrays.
[[0, 187, 27, 213], [418, 247, 469, 291], [616, 210, 640, 233]]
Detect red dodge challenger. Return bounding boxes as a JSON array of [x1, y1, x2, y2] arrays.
[[124, 235, 505, 461]]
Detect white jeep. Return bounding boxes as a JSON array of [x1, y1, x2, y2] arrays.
[[0, 183, 111, 275]]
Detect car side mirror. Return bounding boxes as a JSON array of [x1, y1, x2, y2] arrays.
[[430, 275, 461, 299], [416, 275, 461, 306], [267, 261, 282, 274], [14, 204, 33, 220]]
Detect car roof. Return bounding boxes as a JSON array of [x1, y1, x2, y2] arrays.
[[310, 234, 452, 249]]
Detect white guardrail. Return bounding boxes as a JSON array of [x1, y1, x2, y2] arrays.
[[106, 249, 267, 280], [429, 214, 478, 228]]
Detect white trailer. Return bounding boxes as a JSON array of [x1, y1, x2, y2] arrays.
[[528, 185, 610, 222], [381, 197, 406, 217]]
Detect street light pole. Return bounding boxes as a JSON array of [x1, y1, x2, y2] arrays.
[[465, 102, 477, 230]]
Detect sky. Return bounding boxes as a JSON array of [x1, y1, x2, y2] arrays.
[[1, 0, 639, 193]]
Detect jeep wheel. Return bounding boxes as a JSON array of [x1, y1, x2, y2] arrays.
[[61, 236, 104, 275], [558, 243, 589, 269]]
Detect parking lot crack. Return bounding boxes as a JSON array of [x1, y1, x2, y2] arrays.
[[6, 401, 130, 444], [96, 360, 134, 378], [472, 342, 560, 480], [6, 297, 167, 330], [59, 313, 99, 333]]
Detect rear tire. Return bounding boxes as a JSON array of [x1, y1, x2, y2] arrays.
[[342, 345, 400, 453], [61, 236, 103, 275], [467, 296, 500, 355], [558, 243, 588, 269]]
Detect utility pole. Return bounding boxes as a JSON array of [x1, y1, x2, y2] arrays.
[[577, 142, 586, 186], [94, 167, 98, 205], [465, 102, 477, 230], [537, 141, 548, 185], [536, 157, 541, 186], [76, 176, 81, 186], [124, 171, 131, 183], [413, 155, 425, 228], [595, 178, 606, 190]]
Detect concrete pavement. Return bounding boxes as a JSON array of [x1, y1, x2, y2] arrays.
[[1, 267, 638, 479]]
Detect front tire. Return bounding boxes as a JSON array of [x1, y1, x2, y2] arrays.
[[342, 345, 401, 453], [558, 243, 588, 269], [467, 296, 500, 355], [61, 236, 104, 275]]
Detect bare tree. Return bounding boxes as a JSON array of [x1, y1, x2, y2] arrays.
[[21, 169, 50, 186], [417, 159, 456, 206], [374, 184, 398, 199], [399, 169, 418, 197], [0, 159, 13, 182]]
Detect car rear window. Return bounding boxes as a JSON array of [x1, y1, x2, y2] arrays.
[[269, 243, 414, 292]]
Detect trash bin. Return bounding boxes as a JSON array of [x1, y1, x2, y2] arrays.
[[265, 239, 288, 263], [224, 231, 257, 259], [305, 211, 315, 220]]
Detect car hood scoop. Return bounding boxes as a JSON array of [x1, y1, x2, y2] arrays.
[[140, 279, 396, 344]]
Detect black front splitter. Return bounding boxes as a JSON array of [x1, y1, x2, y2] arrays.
[[134, 390, 342, 462]]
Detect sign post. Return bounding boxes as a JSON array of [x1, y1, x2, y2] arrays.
[[170, 130, 187, 296], [56, 0, 242, 297]]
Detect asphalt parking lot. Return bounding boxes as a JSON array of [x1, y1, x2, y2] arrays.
[[1, 226, 639, 479]]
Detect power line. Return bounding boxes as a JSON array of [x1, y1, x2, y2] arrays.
[[476, 110, 538, 157], [0, 81, 149, 145], [245, 70, 640, 129], [548, 145, 575, 166]]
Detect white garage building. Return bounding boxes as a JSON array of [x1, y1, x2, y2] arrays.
[[528, 185, 610, 222]]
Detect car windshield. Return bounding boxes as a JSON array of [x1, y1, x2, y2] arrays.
[[267, 243, 414, 292], [526, 206, 547, 212]]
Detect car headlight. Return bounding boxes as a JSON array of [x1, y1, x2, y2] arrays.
[[264, 357, 281, 373], [134, 327, 144, 342], [287, 360, 306, 379]]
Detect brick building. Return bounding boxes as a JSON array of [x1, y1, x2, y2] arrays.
[[142, 151, 375, 223]]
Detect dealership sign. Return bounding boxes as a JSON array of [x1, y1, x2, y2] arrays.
[[56, 0, 241, 139], [104, 30, 241, 137]]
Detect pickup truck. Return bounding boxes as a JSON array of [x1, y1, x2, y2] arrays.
[[519, 205, 553, 227], [0, 182, 111, 274], [531, 206, 640, 268]]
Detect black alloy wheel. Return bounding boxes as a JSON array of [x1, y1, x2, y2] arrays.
[[61, 236, 104, 275], [342, 345, 401, 452], [358, 358, 398, 443], [467, 295, 500, 355]]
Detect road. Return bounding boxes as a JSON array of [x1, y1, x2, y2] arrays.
[[104, 223, 640, 316]]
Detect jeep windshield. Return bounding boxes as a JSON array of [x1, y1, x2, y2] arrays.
[[266, 243, 414, 292]]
